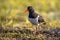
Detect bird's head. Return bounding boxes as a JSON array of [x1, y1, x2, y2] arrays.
[[23, 6, 34, 14], [27, 6, 34, 12]]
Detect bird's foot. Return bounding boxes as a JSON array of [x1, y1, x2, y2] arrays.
[[33, 30, 39, 35], [33, 31, 40, 37]]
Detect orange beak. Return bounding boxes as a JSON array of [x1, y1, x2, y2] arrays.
[[23, 9, 28, 14]]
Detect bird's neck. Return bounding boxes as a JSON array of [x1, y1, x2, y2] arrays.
[[29, 12, 35, 18], [29, 12, 34, 14], [29, 10, 34, 13], [29, 11, 34, 15]]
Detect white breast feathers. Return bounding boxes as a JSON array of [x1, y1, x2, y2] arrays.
[[28, 15, 39, 25]]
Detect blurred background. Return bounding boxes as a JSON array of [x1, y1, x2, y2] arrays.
[[0, 0, 60, 40], [0, 0, 60, 30]]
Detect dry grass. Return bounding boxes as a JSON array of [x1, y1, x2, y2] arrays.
[[0, 12, 60, 40]]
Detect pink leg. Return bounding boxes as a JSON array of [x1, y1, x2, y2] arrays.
[[36, 26, 39, 32], [33, 26, 39, 35]]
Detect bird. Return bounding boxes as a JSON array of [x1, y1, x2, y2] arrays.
[[23, 6, 46, 35]]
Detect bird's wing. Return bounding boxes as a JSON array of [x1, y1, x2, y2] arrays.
[[38, 15, 46, 25]]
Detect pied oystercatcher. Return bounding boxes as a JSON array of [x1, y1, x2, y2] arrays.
[[23, 6, 46, 35]]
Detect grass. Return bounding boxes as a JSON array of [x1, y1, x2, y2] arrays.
[[0, 13, 60, 40], [0, 20, 60, 40]]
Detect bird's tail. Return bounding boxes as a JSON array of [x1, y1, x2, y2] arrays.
[[43, 22, 46, 25]]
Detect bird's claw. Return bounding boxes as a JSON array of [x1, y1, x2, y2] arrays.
[[33, 30, 39, 35]]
